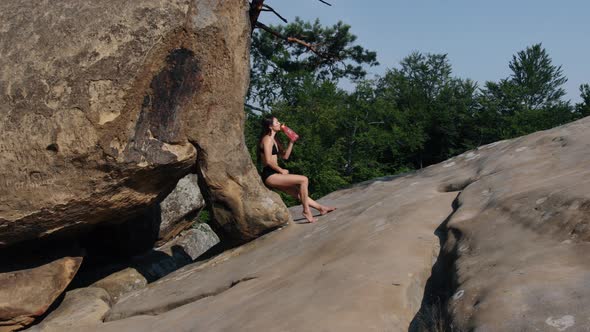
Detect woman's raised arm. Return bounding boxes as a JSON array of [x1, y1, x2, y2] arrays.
[[282, 141, 294, 160]]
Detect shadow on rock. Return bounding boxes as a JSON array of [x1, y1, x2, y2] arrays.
[[409, 193, 463, 332]]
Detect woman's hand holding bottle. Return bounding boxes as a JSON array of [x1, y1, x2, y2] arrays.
[[280, 124, 299, 142]]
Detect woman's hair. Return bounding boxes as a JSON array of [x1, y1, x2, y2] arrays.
[[257, 115, 283, 166], [259, 116, 275, 142]]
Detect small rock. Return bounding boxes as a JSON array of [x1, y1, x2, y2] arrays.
[[25, 287, 111, 332]]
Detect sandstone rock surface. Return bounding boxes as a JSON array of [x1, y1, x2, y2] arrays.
[[75, 117, 590, 331], [17, 223, 219, 331], [157, 173, 204, 244], [0, 256, 83, 331], [93, 167, 458, 330], [0, 0, 289, 248], [80, 223, 219, 304], [433, 120, 590, 331], [90, 268, 148, 305], [157, 223, 220, 261], [24, 287, 111, 332]]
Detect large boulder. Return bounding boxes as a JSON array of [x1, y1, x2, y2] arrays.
[[0, 256, 83, 331], [0, 0, 290, 249]]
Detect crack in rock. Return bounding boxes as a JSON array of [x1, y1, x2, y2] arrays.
[[106, 276, 258, 321]]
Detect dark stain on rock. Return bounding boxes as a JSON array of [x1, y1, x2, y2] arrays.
[[552, 136, 568, 147], [148, 48, 202, 143], [46, 143, 59, 152], [125, 48, 202, 165]]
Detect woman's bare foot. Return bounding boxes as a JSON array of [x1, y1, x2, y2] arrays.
[[319, 206, 337, 215], [303, 210, 317, 223]]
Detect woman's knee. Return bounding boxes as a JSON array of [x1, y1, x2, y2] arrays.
[[299, 175, 308, 186]]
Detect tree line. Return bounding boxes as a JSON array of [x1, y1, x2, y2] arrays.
[[245, 19, 590, 204]]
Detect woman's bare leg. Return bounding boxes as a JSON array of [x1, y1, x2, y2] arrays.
[[274, 184, 336, 215], [266, 174, 317, 222]]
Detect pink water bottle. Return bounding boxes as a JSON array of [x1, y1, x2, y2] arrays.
[[281, 124, 300, 142]]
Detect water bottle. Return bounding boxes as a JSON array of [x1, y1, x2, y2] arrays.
[[280, 124, 300, 142]]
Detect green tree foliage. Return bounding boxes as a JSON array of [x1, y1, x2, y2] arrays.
[[246, 22, 585, 202], [249, 18, 378, 108], [509, 43, 567, 109], [575, 84, 590, 117], [375, 53, 479, 168], [477, 43, 575, 140], [338, 80, 400, 182]]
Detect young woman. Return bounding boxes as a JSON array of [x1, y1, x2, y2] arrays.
[[259, 116, 336, 223]]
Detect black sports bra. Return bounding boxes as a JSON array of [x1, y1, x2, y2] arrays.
[[260, 142, 279, 155]]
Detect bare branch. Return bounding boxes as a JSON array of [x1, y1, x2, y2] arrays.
[[249, 0, 339, 60], [262, 4, 288, 23], [255, 22, 339, 60], [254, 21, 285, 39]]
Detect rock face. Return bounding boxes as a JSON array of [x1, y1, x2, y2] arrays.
[[78, 223, 219, 304], [24, 287, 111, 332], [157, 223, 220, 261], [18, 222, 220, 331], [0, 0, 290, 248], [70, 117, 590, 332], [430, 120, 590, 331], [157, 173, 204, 245], [0, 256, 83, 331], [90, 268, 148, 305], [91, 169, 459, 331]]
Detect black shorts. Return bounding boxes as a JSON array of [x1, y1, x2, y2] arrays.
[[261, 166, 278, 183]]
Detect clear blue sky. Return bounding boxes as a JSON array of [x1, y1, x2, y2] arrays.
[[263, 0, 589, 103]]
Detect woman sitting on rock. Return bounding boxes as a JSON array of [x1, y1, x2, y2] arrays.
[[259, 116, 335, 223]]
